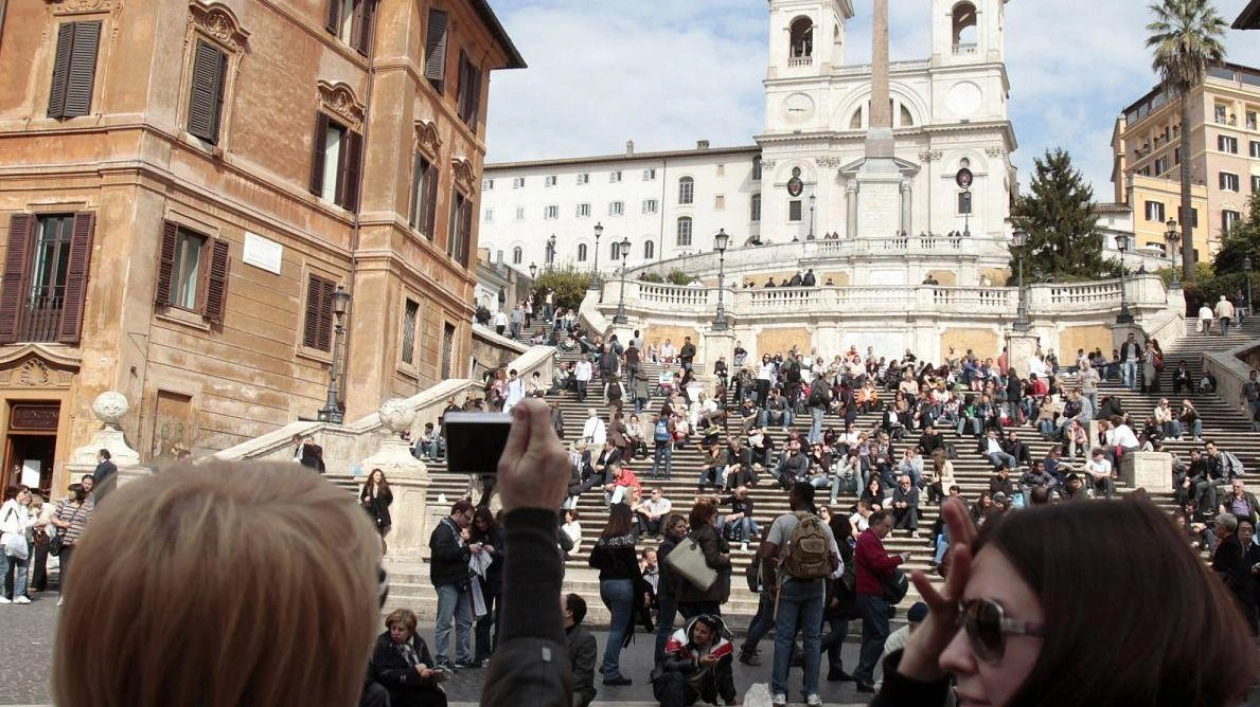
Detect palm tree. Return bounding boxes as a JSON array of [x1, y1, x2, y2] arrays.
[[1146, 0, 1228, 283]]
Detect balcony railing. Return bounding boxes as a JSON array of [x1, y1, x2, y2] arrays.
[[21, 294, 63, 343], [788, 55, 813, 67], [952, 43, 978, 55]]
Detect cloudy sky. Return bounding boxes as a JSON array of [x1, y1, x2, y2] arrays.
[[482, 0, 1260, 199]]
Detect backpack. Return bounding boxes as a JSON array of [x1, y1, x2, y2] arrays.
[[607, 383, 622, 400], [654, 419, 671, 442], [780, 512, 833, 581], [808, 385, 829, 407]]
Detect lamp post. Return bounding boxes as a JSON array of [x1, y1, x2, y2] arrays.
[[808, 194, 816, 240], [546, 234, 557, 271], [713, 228, 730, 331], [528, 263, 537, 280], [318, 285, 353, 424], [1115, 232, 1134, 324], [614, 237, 631, 324], [1247, 256, 1254, 315], [1165, 219, 1180, 289], [588, 222, 603, 290], [1012, 229, 1030, 332]]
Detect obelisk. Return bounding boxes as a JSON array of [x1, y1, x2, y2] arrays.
[[855, 0, 905, 238]]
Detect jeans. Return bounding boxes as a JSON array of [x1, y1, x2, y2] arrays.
[[956, 416, 980, 437], [729, 516, 761, 542], [742, 592, 775, 655], [576, 379, 589, 401], [653, 442, 674, 479], [4, 553, 28, 599], [1189, 419, 1203, 438], [433, 583, 474, 665], [760, 410, 794, 429], [987, 451, 1018, 469], [600, 578, 635, 680], [1122, 360, 1138, 390], [808, 407, 825, 444], [655, 593, 679, 663], [1222, 317, 1232, 337], [772, 579, 825, 697], [474, 592, 501, 662], [855, 594, 891, 685]]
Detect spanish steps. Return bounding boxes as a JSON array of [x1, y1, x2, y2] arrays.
[[327, 316, 1260, 627]]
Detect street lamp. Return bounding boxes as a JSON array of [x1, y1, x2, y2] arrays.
[[528, 262, 537, 280], [614, 237, 631, 324], [1247, 256, 1254, 315], [546, 234, 557, 271], [1012, 229, 1030, 332], [318, 285, 353, 424], [588, 222, 604, 291], [1165, 219, 1180, 289], [1115, 232, 1134, 324], [713, 228, 730, 331], [808, 194, 817, 240]]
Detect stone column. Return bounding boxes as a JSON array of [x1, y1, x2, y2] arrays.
[[359, 400, 430, 563], [900, 178, 913, 234], [69, 392, 144, 503], [866, 0, 893, 157], [1007, 332, 1039, 379], [846, 183, 858, 238]]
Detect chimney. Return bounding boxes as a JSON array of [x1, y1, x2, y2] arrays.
[[697, 140, 710, 150], [626, 140, 635, 155]]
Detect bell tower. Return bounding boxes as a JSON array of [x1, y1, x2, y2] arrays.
[[766, 0, 855, 79], [931, 0, 1007, 66]]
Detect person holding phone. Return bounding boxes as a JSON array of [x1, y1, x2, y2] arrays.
[[372, 609, 450, 707], [869, 497, 1256, 706]]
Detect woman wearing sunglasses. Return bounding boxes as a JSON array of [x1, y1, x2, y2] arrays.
[[871, 496, 1256, 706]]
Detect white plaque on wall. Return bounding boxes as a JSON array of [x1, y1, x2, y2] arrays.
[[243, 232, 283, 274]]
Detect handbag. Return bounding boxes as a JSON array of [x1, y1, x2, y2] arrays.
[[882, 567, 909, 605], [3, 532, 27, 561], [664, 537, 718, 592], [49, 502, 84, 557]]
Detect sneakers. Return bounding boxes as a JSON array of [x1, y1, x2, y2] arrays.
[[740, 542, 749, 552], [13, 595, 30, 605], [806, 695, 823, 706], [856, 681, 876, 693], [56, 597, 63, 607], [911, 530, 921, 539], [772, 694, 787, 706], [0, 596, 9, 604]]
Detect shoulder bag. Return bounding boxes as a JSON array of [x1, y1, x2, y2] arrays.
[[663, 536, 718, 592]]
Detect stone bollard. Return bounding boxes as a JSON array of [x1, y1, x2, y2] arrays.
[[69, 392, 144, 503], [1120, 451, 1173, 492], [359, 400, 430, 563]]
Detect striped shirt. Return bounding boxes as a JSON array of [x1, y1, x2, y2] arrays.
[[55, 499, 93, 545]]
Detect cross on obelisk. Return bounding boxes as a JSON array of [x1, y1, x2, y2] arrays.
[[865, 0, 894, 159]]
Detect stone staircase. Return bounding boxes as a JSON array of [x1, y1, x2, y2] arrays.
[[325, 317, 1260, 625]]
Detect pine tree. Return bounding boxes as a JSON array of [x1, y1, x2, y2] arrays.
[[1010, 148, 1105, 280]]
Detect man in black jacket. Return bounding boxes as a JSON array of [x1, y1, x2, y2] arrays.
[[917, 425, 944, 459], [679, 337, 697, 372], [564, 593, 598, 707], [430, 500, 475, 671], [1213, 513, 1258, 634]]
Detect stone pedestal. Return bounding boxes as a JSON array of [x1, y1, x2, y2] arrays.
[[1121, 451, 1173, 492], [361, 400, 430, 562], [1007, 332, 1039, 379], [702, 330, 736, 373], [70, 392, 143, 502], [1111, 322, 1144, 350], [856, 157, 904, 237]]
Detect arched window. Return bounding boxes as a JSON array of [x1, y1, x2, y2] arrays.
[[750, 193, 762, 222], [900, 104, 915, 127], [952, 2, 978, 51], [677, 217, 693, 246], [577, 243, 588, 262], [678, 176, 694, 205], [610, 240, 620, 261], [850, 106, 863, 130], [644, 240, 655, 260], [511, 246, 522, 265], [789, 17, 814, 59]]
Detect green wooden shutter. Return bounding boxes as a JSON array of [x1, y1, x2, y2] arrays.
[[310, 112, 330, 195], [0, 215, 36, 344], [187, 40, 228, 144], [57, 212, 95, 344]]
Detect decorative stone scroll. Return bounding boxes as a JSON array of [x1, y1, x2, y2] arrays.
[[451, 158, 477, 194], [46, 0, 116, 15], [415, 120, 442, 158], [317, 81, 366, 130], [189, 1, 251, 52]]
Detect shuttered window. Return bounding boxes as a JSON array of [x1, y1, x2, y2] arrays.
[[408, 153, 438, 238], [309, 112, 363, 212], [456, 51, 482, 129], [447, 189, 472, 268], [303, 274, 336, 352], [154, 221, 230, 324], [0, 212, 95, 345], [186, 40, 229, 144], [48, 21, 101, 119], [425, 9, 449, 93], [326, 0, 375, 55]]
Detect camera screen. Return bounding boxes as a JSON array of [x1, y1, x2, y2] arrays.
[[444, 412, 513, 474]]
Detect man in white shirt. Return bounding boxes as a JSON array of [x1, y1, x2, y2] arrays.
[[633, 488, 673, 537], [1085, 449, 1114, 498], [1199, 303, 1215, 335], [1119, 332, 1142, 391], [493, 309, 509, 337], [581, 409, 606, 447], [503, 369, 526, 412], [982, 429, 1018, 470], [573, 358, 593, 402]]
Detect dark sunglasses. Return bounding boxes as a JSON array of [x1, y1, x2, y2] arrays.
[[959, 598, 1044, 664]]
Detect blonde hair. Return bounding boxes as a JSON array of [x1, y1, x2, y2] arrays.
[[53, 461, 381, 707]]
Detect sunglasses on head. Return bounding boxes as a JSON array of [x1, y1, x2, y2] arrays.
[[959, 598, 1044, 664]]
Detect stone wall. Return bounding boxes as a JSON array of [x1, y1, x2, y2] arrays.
[[1058, 325, 1113, 358], [757, 327, 813, 356], [941, 327, 1001, 360]]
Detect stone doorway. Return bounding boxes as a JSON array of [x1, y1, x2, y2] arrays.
[[4, 430, 57, 497]]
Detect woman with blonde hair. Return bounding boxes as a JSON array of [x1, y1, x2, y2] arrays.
[[372, 608, 449, 707], [52, 462, 382, 707]]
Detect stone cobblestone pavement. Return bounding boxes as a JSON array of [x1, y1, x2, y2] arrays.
[[4, 594, 1260, 706]]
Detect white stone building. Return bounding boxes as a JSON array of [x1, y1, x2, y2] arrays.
[[480, 0, 1019, 279]]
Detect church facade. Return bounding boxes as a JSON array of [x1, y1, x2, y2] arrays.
[[480, 0, 1018, 279]]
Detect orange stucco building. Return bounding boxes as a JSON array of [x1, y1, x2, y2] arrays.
[[0, 0, 523, 494]]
